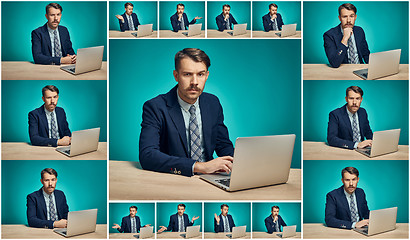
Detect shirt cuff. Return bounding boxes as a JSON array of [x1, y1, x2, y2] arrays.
[[354, 142, 358, 149], [352, 222, 357, 229], [192, 162, 196, 176]]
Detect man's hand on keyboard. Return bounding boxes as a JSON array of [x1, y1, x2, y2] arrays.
[[357, 140, 372, 149], [194, 156, 234, 174], [57, 136, 71, 146]]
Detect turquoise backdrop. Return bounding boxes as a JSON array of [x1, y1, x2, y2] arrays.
[[252, 1, 301, 31], [157, 202, 202, 231], [109, 39, 301, 168], [207, 1, 251, 30], [252, 202, 301, 232], [1, 80, 107, 142], [303, 1, 409, 64], [160, 1, 205, 31], [1, 1, 107, 61], [1, 160, 107, 224], [303, 80, 408, 145], [109, 203, 155, 233], [109, 1, 158, 31], [303, 160, 409, 223], [204, 202, 250, 232]]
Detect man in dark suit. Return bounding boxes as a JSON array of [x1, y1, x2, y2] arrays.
[[262, 3, 284, 32], [325, 167, 370, 229], [31, 3, 76, 65], [158, 204, 199, 232], [323, 3, 370, 68], [216, 4, 238, 31], [327, 86, 373, 150], [116, 2, 141, 32], [139, 48, 234, 177], [112, 206, 151, 233], [214, 204, 235, 233], [170, 3, 202, 32], [265, 206, 287, 233], [28, 85, 71, 147], [26, 168, 69, 229]]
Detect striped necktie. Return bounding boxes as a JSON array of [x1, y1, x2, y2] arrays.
[[352, 113, 360, 143], [50, 112, 58, 139], [350, 194, 359, 222], [49, 194, 58, 221], [348, 36, 359, 64], [189, 105, 202, 161], [53, 30, 62, 58]]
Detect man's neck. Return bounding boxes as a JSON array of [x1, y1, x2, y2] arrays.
[[47, 23, 57, 30]]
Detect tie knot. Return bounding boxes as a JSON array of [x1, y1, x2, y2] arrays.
[[189, 105, 196, 115]]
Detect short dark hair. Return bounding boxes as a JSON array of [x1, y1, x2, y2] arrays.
[[178, 204, 186, 209], [42, 85, 59, 97], [221, 204, 229, 209], [346, 86, 363, 97], [41, 168, 58, 179], [271, 205, 280, 211], [177, 3, 185, 8], [222, 4, 231, 10], [269, 3, 278, 9], [46, 3, 62, 14], [341, 167, 359, 178], [338, 3, 357, 15], [124, 2, 134, 8], [130, 206, 138, 211], [175, 48, 211, 71]]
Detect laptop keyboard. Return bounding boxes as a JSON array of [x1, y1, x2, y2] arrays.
[[64, 149, 71, 154], [216, 178, 230, 187], [68, 67, 76, 72]]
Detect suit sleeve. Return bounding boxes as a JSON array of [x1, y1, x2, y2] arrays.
[[187, 13, 197, 25], [170, 15, 180, 32], [216, 16, 225, 31], [60, 192, 69, 220], [214, 218, 222, 233], [231, 15, 238, 25], [327, 111, 355, 150], [187, 215, 194, 227], [135, 14, 141, 28], [166, 215, 174, 231], [137, 216, 142, 233], [325, 192, 353, 229], [359, 28, 370, 64], [119, 18, 127, 32], [323, 31, 348, 68], [28, 111, 58, 147], [60, 109, 72, 137], [277, 14, 284, 30], [31, 30, 61, 65], [214, 99, 235, 157], [262, 16, 270, 32], [280, 216, 287, 227], [62, 28, 75, 56], [118, 217, 126, 233], [27, 194, 54, 229], [230, 215, 236, 228], [361, 110, 373, 140], [360, 190, 370, 219], [265, 218, 274, 234]]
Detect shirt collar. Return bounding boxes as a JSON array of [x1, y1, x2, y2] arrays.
[[177, 91, 199, 113], [47, 24, 59, 34], [44, 105, 55, 115], [42, 188, 54, 198]]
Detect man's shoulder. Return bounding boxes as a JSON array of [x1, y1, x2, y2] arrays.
[[171, 12, 178, 18], [32, 24, 47, 34], [353, 25, 365, 33], [216, 13, 223, 19], [29, 106, 43, 115], [144, 92, 168, 108], [264, 215, 271, 221], [324, 25, 340, 37], [327, 186, 343, 197], [262, 13, 270, 18], [122, 215, 130, 221], [54, 189, 66, 197], [329, 105, 346, 116], [355, 187, 365, 195], [27, 188, 42, 198], [200, 91, 219, 103]]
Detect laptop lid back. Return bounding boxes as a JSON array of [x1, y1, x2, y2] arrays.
[[186, 225, 200, 238], [281, 24, 297, 37], [233, 23, 247, 35], [138, 24, 153, 37], [368, 207, 397, 236], [75, 46, 104, 75], [232, 226, 246, 238], [188, 23, 202, 36], [70, 127, 100, 156], [367, 49, 401, 80], [370, 129, 400, 157], [66, 209, 98, 237], [282, 225, 297, 238], [140, 226, 154, 238]]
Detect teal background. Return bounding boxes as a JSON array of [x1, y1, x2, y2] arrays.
[[160, 1, 205, 30], [1, 160, 107, 224], [1, 80, 107, 142], [207, 1, 251, 30], [109, 39, 301, 168], [157, 202, 202, 231], [109, 203, 155, 233], [303, 160, 409, 223], [252, 202, 301, 232], [109, 1, 158, 31], [303, 1, 409, 64], [303, 80, 408, 145], [1, 1, 107, 61], [204, 202, 250, 232], [252, 1, 301, 31]]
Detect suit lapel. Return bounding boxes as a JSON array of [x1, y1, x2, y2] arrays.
[[166, 87, 188, 156], [39, 106, 50, 137], [219, 214, 224, 230], [353, 26, 362, 63], [338, 187, 352, 219], [127, 216, 131, 232], [42, 24, 53, 56], [38, 188, 48, 218], [355, 190, 363, 219], [357, 109, 365, 141], [55, 108, 64, 137], [57, 26, 64, 55], [199, 96, 211, 159], [342, 106, 353, 140]]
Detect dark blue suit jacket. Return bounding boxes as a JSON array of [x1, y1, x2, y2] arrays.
[[325, 186, 370, 229], [166, 213, 193, 232], [31, 24, 75, 65], [264, 215, 287, 233], [26, 188, 69, 229], [117, 215, 141, 233], [139, 85, 234, 177], [323, 24, 370, 68], [214, 214, 235, 233], [119, 13, 140, 32], [28, 105, 71, 147], [170, 13, 197, 32], [216, 13, 238, 31], [327, 104, 373, 150], [262, 13, 284, 32]]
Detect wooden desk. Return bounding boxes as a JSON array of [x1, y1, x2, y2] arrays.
[[303, 223, 409, 239], [109, 30, 158, 38], [207, 29, 251, 38], [2, 142, 107, 160], [303, 64, 409, 80], [157, 232, 201, 239], [303, 141, 409, 160], [252, 31, 301, 38], [109, 232, 154, 239], [109, 160, 301, 200], [204, 232, 250, 239], [159, 30, 205, 38], [2, 61, 107, 80], [252, 231, 301, 238], [2, 224, 107, 239]]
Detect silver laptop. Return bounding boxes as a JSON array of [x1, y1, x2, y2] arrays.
[[353, 49, 401, 80], [60, 46, 104, 75], [180, 225, 200, 238], [354, 207, 397, 236], [131, 24, 153, 38], [355, 129, 400, 158], [277, 225, 297, 238], [275, 24, 297, 37], [226, 226, 246, 238], [56, 127, 100, 157], [134, 226, 154, 239], [200, 134, 295, 192], [228, 23, 247, 36], [182, 23, 202, 37], [53, 209, 98, 237]]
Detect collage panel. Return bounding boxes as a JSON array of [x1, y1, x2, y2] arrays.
[[1, 160, 107, 239], [1, 1, 108, 80], [109, 39, 301, 200]]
